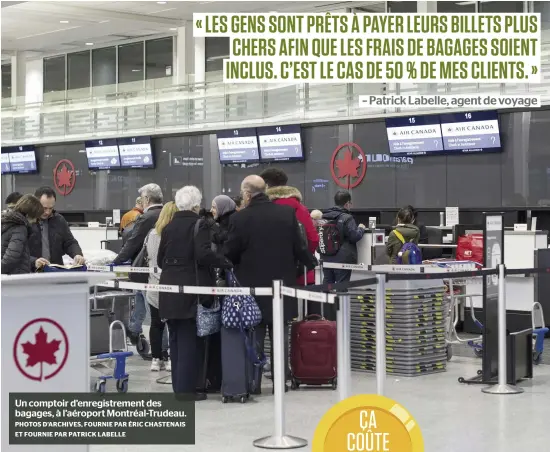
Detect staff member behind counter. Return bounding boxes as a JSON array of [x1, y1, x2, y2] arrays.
[[28, 186, 85, 270]]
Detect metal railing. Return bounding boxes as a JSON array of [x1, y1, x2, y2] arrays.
[[2, 30, 549, 145]]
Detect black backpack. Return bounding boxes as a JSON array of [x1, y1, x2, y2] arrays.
[[317, 218, 343, 256]]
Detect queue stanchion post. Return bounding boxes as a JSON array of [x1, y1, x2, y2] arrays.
[[253, 280, 308, 450], [376, 273, 386, 396], [336, 293, 352, 400], [482, 264, 524, 395]]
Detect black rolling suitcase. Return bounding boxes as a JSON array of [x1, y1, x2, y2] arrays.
[[221, 327, 262, 403]]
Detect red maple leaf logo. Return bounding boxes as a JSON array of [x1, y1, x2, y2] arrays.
[[21, 327, 61, 381], [56, 165, 73, 192], [336, 149, 360, 178]]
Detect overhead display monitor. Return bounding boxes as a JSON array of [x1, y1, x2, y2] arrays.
[[1, 148, 12, 174], [216, 128, 260, 164], [257, 125, 304, 162], [85, 139, 121, 170], [118, 136, 155, 168], [386, 115, 444, 157], [440, 110, 501, 154], [8, 145, 38, 174]]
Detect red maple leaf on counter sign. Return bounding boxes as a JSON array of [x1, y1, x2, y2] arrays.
[[56, 165, 73, 192], [21, 327, 61, 381], [335, 149, 360, 179]]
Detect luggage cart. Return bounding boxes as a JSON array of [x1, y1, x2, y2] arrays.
[[532, 302, 548, 365], [92, 285, 150, 357], [90, 320, 133, 393], [425, 261, 483, 361]]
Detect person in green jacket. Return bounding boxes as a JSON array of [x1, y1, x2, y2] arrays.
[[386, 207, 421, 264]]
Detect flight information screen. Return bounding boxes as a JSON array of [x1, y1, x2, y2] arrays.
[[386, 115, 444, 157], [217, 128, 260, 164], [440, 110, 502, 154], [85, 139, 121, 170], [7, 146, 38, 174], [257, 125, 304, 162], [118, 136, 155, 168]]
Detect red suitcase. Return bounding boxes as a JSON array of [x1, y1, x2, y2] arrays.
[[290, 314, 337, 390]]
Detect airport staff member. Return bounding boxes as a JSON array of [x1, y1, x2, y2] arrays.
[[28, 186, 85, 269]]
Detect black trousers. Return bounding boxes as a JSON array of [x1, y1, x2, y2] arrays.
[[196, 332, 222, 391], [256, 323, 290, 388], [149, 304, 166, 359], [167, 319, 198, 394]]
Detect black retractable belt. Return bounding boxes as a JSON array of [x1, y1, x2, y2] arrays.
[[506, 267, 550, 276]]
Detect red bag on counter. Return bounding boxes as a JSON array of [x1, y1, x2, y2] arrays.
[[456, 234, 484, 266]]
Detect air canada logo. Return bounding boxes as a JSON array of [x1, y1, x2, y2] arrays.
[[330, 142, 367, 189], [13, 318, 69, 382], [53, 159, 76, 196]]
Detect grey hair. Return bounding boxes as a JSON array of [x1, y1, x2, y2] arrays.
[[175, 186, 202, 211], [138, 183, 163, 204]]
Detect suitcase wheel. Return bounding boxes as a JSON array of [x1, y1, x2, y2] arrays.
[[221, 396, 229, 404], [291, 378, 300, 390], [331, 379, 337, 390], [239, 396, 247, 404]]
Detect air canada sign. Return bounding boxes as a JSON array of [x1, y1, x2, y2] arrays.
[[53, 159, 76, 196], [330, 142, 367, 189]]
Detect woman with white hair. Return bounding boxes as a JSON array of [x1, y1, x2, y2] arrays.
[[157, 186, 232, 400]]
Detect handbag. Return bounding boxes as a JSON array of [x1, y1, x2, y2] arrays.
[[194, 219, 222, 337], [221, 271, 262, 329], [129, 231, 151, 283]]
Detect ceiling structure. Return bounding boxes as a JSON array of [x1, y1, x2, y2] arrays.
[[1, 1, 385, 59]]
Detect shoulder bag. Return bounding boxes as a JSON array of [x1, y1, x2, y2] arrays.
[[194, 219, 222, 337], [221, 270, 262, 330]]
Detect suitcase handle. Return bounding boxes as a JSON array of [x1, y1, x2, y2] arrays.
[[305, 314, 325, 321]]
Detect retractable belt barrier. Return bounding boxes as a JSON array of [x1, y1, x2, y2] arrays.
[[84, 261, 550, 449]]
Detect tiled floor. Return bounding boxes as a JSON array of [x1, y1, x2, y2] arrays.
[[90, 338, 550, 452]]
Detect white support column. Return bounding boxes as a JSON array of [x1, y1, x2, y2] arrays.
[[194, 36, 206, 120], [174, 22, 195, 86], [25, 58, 43, 104], [11, 52, 26, 105], [194, 36, 206, 86], [10, 53, 43, 106]]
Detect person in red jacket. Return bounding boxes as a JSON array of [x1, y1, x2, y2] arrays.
[[260, 168, 319, 286]]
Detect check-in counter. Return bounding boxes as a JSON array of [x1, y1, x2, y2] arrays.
[[466, 230, 548, 312], [70, 226, 119, 252]]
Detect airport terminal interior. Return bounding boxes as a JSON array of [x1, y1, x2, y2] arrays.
[[2, 1, 550, 451]]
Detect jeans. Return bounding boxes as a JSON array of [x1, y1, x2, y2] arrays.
[[129, 291, 147, 335], [313, 268, 352, 321], [168, 319, 198, 394]]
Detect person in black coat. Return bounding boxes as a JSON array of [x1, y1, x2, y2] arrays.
[[28, 187, 84, 270], [2, 194, 44, 275], [224, 175, 316, 393], [113, 183, 164, 346], [158, 186, 232, 400]]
